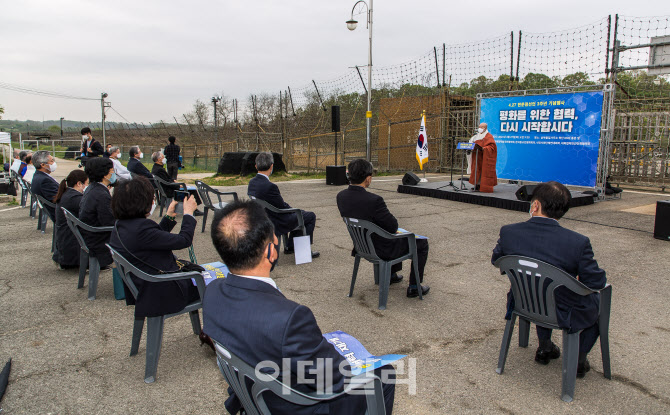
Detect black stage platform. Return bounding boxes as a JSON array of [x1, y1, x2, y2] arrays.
[[397, 180, 595, 212]]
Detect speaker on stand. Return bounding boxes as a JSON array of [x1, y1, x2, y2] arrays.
[[402, 172, 421, 186], [515, 185, 537, 202]]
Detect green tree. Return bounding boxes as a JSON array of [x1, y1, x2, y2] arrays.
[[0, 104, 4, 120], [562, 72, 595, 87], [520, 73, 557, 90]]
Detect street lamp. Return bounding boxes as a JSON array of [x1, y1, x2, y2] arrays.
[[211, 95, 221, 141], [60, 117, 64, 142], [101, 92, 110, 147], [346, 0, 373, 162]]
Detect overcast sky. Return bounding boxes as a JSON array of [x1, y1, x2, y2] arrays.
[[0, 0, 667, 123]]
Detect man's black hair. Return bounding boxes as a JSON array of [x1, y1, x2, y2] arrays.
[[531, 181, 572, 219], [168, 136, 176, 143], [211, 200, 275, 272], [347, 159, 373, 185], [111, 176, 155, 219], [81, 127, 91, 135], [85, 157, 114, 182]]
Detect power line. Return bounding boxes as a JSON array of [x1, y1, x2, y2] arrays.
[[0, 81, 97, 101], [108, 105, 132, 123]]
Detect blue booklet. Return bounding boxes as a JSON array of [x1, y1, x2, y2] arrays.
[[192, 261, 229, 286], [323, 331, 406, 375], [396, 227, 428, 240]]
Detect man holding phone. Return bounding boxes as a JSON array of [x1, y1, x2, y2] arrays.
[[151, 151, 203, 215]]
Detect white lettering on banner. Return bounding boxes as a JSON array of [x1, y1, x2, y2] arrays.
[[500, 110, 508, 120], [500, 122, 518, 132], [517, 110, 527, 120]]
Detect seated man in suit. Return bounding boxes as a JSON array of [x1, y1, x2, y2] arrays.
[[491, 181, 607, 378], [337, 159, 430, 298], [203, 200, 396, 415], [127, 146, 153, 179], [150, 151, 203, 214], [247, 152, 319, 258], [30, 150, 59, 219]]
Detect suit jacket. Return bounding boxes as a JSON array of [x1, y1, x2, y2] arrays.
[[203, 274, 367, 415], [79, 182, 115, 266], [151, 163, 180, 197], [31, 170, 59, 219], [248, 174, 297, 236], [491, 216, 607, 332], [109, 215, 197, 317], [53, 188, 83, 266], [337, 185, 407, 261], [82, 139, 104, 157], [127, 157, 153, 179]]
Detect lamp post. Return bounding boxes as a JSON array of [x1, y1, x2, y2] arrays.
[[346, 0, 373, 162], [59, 117, 64, 143], [101, 92, 110, 147], [211, 95, 221, 142]]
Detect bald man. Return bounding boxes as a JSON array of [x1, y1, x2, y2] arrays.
[[468, 122, 498, 193]]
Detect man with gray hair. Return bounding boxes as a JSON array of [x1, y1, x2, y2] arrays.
[[108, 146, 131, 180], [248, 152, 319, 258], [30, 150, 59, 218], [127, 145, 152, 179], [151, 151, 203, 214]]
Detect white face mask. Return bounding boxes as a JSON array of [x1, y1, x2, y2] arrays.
[[478, 128, 485, 134], [82, 135, 88, 141], [159, 158, 165, 165], [138, 152, 144, 159], [148, 201, 156, 217], [48, 162, 57, 172]]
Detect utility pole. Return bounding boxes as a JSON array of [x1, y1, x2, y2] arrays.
[[212, 96, 221, 142], [101, 92, 110, 147], [60, 117, 64, 143]]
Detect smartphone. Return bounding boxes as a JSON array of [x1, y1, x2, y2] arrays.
[[174, 190, 189, 202]]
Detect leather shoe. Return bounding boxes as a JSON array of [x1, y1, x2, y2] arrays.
[[390, 273, 403, 284], [193, 209, 204, 216], [199, 332, 215, 352], [406, 285, 430, 298], [311, 251, 320, 259], [535, 342, 561, 365], [577, 358, 590, 378]]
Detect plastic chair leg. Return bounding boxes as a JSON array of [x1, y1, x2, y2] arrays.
[[412, 254, 423, 300], [377, 262, 391, 310], [496, 315, 517, 374], [201, 207, 209, 232], [159, 200, 164, 217], [373, 263, 379, 285], [40, 212, 48, 234], [189, 310, 202, 335], [130, 317, 144, 356], [599, 285, 612, 379], [518, 318, 530, 348], [37, 208, 43, 230], [77, 250, 88, 289], [561, 330, 580, 402], [144, 316, 165, 383], [348, 256, 361, 297], [51, 226, 56, 253], [87, 256, 100, 300]]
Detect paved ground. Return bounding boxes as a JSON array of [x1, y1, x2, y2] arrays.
[[1, 160, 670, 414]]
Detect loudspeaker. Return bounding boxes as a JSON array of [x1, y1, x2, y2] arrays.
[[515, 185, 537, 201], [331, 105, 341, 132], [402, 172, 421, 186], [654, 200, 670, 241], [326, 165, 347, 185]]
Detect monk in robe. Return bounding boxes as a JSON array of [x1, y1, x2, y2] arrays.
[[469, 122, 498, 193]]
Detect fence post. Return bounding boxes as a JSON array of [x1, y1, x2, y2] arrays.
[[307, 135, 311, 174], [52, 141, 56, 157], [387, 122, 391, 172]]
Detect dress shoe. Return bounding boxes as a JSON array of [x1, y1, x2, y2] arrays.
[[100, 265, 113, 271], [199, 332, 215, 352], [311, 251, 320, 259], [407, 285, 430, 298], [577, 358, 590, 378], [193, 209, 204, 216], [390, 273, 404, 284], [534, 342, 561, 365]]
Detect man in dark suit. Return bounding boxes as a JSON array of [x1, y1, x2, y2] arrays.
[[127, 146, 152, 179], [150, 151, 203, 213], [80, 127, 104, 157], [247, 152, 319, 258], [30, 150, 59, 219], [203, 200, 395, 415], [491, 181, 607, 378], [337, 159, 430, 298]]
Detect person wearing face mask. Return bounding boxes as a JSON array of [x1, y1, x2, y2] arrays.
[[79, 157, 117, 270], [30, 150, 60, 219], [151, 151, 203, 214], [109, 176, 201, 321], [127, 146, 153, 179], [80, 127, 104, 158], [491, 181, 606, 378], [53, 170, 89, 269], [108, 146, 132, 180], [467, 122, 498, 193]]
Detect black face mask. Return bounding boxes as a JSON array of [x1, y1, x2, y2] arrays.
[[267, 242, 279, 272]]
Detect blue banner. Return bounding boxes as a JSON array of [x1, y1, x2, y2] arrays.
[[323, 331, 406, 375], [480, 91, 603, 187]]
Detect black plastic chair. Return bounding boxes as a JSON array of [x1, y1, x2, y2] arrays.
[[494, 255, 612, 402], [249, 195, 306, 254], [147, 176, 166, 216], [194, 180, 238, 232], [213, 340, 387, 415], [11, 171, 28, 208], [107, 244, 206, 383], [341, 217, 422, 310], [35, 195, 57, 252], [62, 208, 113, 300], [25, 181, 38, 220], [153, 175, 187, 217]]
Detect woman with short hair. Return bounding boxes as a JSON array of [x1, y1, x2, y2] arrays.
[[52, 170, 89, 269]]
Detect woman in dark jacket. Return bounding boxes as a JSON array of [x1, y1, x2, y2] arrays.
[[109, 176, 200, 318], [52, 170, 89, 268], [79, 157, 116, 268]]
